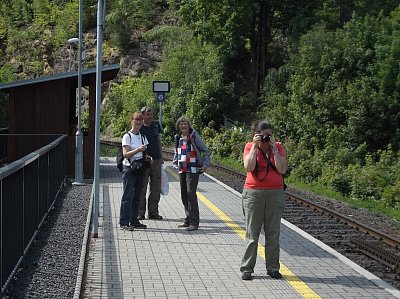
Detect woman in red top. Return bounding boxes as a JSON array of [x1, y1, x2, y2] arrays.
[[240, 121, 288, 281]]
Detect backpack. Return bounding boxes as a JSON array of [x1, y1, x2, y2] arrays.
[[116, 132, 131, 172]]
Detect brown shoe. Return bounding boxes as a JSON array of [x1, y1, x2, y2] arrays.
[[178, 223, 189, 228], [185, 225, 198, 231]]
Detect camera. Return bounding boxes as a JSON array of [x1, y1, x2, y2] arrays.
[[261, 135, 271, 142]]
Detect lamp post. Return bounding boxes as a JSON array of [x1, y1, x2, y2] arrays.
[[67, 37, 79, 71], [70, 0, 85, 185]]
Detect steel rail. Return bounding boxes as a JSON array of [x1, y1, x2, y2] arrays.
[[284, 192, 400, 250]]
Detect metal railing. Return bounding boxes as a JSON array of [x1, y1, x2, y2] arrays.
[[0, 135, 68, 295]]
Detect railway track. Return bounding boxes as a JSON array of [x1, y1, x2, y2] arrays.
[[101, 141, 400, 289]]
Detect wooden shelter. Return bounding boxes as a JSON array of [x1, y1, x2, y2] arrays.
[[0, 64, 120, 178]]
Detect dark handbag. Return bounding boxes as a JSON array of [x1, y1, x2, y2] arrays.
[[129, 133, 148, 175], [130, 159, 144, 175]]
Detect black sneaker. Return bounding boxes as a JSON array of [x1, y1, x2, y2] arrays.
[[267, 271, 282, 279], [137, 215, 145, 220], [148, 214, 163, 220], [241, 272, 252, 280], [131, 222, 147, 229], [120, 225, 134, 231]]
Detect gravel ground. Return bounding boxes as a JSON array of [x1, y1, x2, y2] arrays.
[[286, 185, 400, 240], [1, 180, 91, 299]]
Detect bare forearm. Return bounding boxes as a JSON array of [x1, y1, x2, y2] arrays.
[[243, 143, 258, 172], [273, 151, 287, 174]]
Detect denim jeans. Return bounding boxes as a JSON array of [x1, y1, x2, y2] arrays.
[[240, 189, 285, 273], [120, 165, 147, 226], [179, 172, 200, 226]]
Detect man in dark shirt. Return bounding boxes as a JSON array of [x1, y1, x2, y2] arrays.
[[138, 106, 163, 220]]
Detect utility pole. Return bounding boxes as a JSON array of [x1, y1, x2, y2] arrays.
[[92, 0, 106, 238]]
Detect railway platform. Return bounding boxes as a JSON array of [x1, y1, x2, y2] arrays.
[[80, 158, 400, 298]]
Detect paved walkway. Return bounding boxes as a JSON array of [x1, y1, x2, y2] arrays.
[[82, 158, 400, 299]]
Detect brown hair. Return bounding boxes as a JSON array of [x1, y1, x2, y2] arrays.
[[252, 121, 274, 134], [131, 111, 144, 121]]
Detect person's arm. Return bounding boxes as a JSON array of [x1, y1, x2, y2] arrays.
[[158, 133, 163, 163], [271, 142, 287, 174], [122, 134, 147, 160], [194, 133, 210, 168], [123, 145, 146, 160], [172, 135, 178, 169], [243, 142, 258, 172]]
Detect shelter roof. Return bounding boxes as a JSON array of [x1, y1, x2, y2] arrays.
[[0, 64, 120, 92]]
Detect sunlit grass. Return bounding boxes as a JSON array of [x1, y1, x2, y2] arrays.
[[101, 144, 118, 157], [212, 155, 245, 174], [287, 180, 400, 223]]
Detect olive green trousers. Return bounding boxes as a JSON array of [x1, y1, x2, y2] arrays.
[[240, 188, 285, 273]]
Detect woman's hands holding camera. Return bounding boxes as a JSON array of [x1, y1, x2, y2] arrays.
[[253, 133, 279, 154], [252, 133, 263, 145]]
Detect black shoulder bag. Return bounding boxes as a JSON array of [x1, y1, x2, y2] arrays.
[[130, 134, 147, 175]]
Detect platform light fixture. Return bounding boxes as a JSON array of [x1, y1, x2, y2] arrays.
[[68, 0, 85, 186]]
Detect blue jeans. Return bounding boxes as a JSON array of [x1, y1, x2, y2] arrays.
[[120, 165, 147, 226]]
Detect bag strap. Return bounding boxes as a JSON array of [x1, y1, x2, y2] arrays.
[[127, 132, 147, 163], [258, 146, 286, 190], [125, 132, 132, 163], [254, 147, 270, 181], [174, 134, 180, 152]]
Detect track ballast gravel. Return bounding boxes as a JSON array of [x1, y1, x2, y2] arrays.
[[1, 180, 91, 299]]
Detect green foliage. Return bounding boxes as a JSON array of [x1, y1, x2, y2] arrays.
[[382, 181, 400, 208], [0, 64, 17, 127], [105, 77, 151, 137], [106, 0, 165, 52], [155, 27, 234, 133], [3, 0, 32, 27], [32, 0, 57, 28], [105, 25, 234, 141], [100, 143, 119, 157], [52, 2, 79, 46], [350, 148, 398, 201], [0, 64, 17, 83], [262, 9, 400, 155], [200, 127, 247, 162], [170, 0, 257, 59], [263, 10, 400, 209]]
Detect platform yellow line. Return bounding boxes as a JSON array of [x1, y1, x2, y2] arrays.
[[197, 191, 322, 299]]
